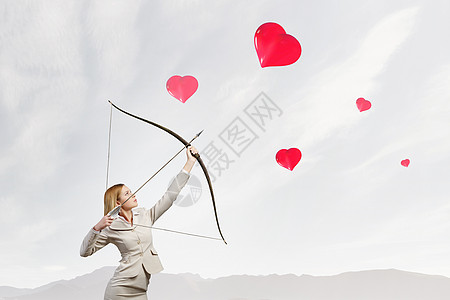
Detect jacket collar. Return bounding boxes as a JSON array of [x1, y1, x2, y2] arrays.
[[109, 208, 140, 231]]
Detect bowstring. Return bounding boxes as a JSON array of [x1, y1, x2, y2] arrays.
[[106, 102, 113, 190], [134, 224, 222, 241]]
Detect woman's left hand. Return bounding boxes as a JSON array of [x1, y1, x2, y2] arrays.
[[186, 145, 198, 162], [183, 146, 198, 173]]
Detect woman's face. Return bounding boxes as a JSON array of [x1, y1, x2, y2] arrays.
[[116, 185, 138, 210]]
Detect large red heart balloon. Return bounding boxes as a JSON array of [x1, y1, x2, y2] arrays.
[[254, 22, 302, 68], [401, 159, 410, 167], [166, 75, 198, 103], [356, 97, 371, 112], [276, 148, 302, 171]]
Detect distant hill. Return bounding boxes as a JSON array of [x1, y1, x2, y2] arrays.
[[1, 268, 450, 300]]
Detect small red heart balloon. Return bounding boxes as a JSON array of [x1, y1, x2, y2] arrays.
[[401, 159, 410, 167], [276, 148, 302, 171], [356, 97, 371, 112], [166, 75, 198, 103], [254, 22, 302, 68]]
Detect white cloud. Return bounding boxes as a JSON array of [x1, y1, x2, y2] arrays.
[[290, 6, 420, 148], [84, 1, 142, 86]]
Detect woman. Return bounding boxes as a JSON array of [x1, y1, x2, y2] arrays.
[[80, 146, 198, 299]]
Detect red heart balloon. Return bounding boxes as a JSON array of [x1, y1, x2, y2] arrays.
[[254, 22, 302, 68], [401, 159, 410, 167], [166, 75, 198, 103], [356, 97, 371, 112], [276, 148, 302, 171]]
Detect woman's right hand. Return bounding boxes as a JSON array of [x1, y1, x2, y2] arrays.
[[93, 215, 114, 231]]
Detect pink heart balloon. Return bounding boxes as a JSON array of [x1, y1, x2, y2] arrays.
[[166, 75, 198, 103], [356, 97, 371, 112], [254, 22, 302, 68], [401, 159, 410, 167], [276, 148, 302, 171]]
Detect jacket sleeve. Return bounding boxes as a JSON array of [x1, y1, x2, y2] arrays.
[[147, 171, 190, 224], [80, 228, 110, 257]]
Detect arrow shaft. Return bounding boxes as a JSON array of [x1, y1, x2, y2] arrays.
[[119, 134, 200, 209]]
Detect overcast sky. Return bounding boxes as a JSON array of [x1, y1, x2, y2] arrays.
[[1, 0, 450, 289]]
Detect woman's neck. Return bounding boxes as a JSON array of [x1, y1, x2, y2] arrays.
[[120, 209, 133, 225]]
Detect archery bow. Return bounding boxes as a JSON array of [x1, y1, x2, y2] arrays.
[[108, 100, 227, 244]]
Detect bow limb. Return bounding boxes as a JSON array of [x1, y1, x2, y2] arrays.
[[195, 154, 227, 244], [108, 100, 227, 244]]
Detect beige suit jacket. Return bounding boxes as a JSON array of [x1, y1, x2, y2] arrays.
[[80, 171, 190, 278]]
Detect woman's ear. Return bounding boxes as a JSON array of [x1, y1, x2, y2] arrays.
[[116, 199, 121, 206]]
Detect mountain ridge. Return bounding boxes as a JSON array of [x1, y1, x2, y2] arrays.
[[1, 268, 450, 300]]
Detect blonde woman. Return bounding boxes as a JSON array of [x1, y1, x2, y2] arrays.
[[80, 146, 198, 299]]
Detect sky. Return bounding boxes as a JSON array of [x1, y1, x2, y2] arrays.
[[1, 0, 450, 289]]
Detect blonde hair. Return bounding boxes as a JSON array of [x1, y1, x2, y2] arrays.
[[104, 183, 124, 216]]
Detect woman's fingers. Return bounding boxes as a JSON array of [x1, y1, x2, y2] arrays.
[[102, 215, 114, 227], [94, 215, 114, 231], [188, 145, 198, 155]]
